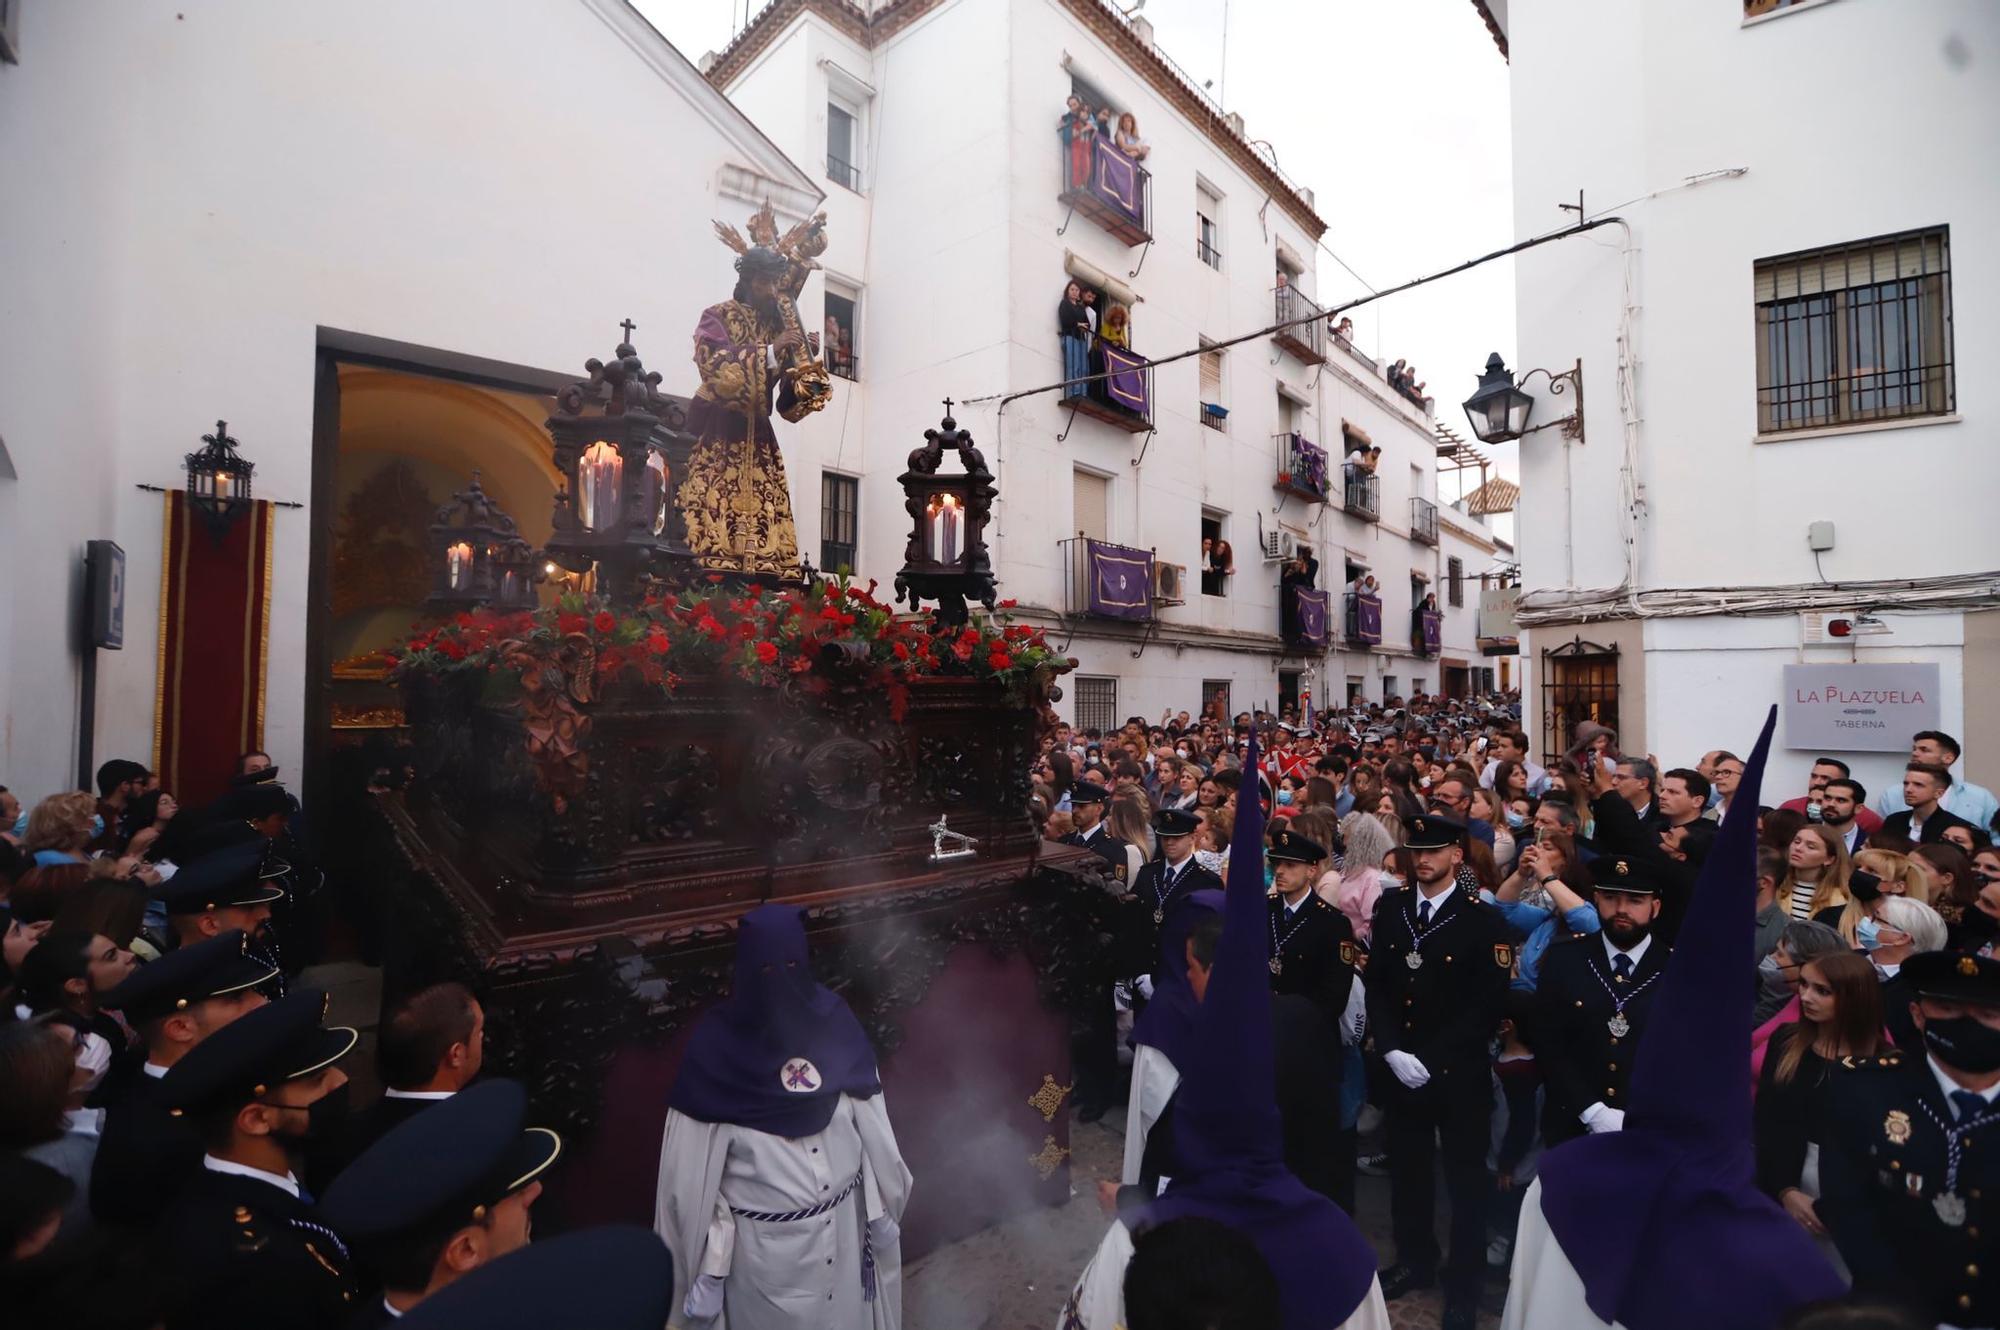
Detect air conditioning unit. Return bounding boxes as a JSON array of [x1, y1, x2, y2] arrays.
[[1261, 528, 1284, 561], [1278, 531, 1298, 561], [1152, 561, 1187, 606]]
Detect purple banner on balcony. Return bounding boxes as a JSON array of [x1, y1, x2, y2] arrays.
[[1351, 593, 1383, 645], [1087, 538, 1154, 621], [1102, 345, 1150, 418], [1292, 587, 1329, 647], [1089, 138, 1146, 230], [1283, 435, 1327, 498], [1421, 609, 1443, 656]]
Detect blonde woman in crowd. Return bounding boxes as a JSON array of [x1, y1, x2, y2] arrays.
[[1327, 812, 1398, 944], [1778, 824, 1851, 922]]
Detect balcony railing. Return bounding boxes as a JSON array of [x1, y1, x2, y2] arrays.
[[1058, 133, 1151, 245], [1273, 433, 1329, 503], [1343, 470, 1380, 522], [1061, 535, 1156, 622], [1272, 285, 1327, 364], [1410, 496, 1438, 546], [1346, 592, 1383, 647], [828, 155, 861, 193], [827, 353, 859, 383], [1064, 344, 1153, 432]]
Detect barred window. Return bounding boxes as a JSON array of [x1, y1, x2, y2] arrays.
[[1447, 557, 1464, 608], [1755, 227, 1953, 434], [820, 472, 858, 575], [1074, 676, 1118, 734], [1201, 679, 1231, 722]]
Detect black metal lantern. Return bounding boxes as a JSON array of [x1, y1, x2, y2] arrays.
[[895, 400, 996, 628], [428, 470, 534, 613], [184, 419, 254, 535], [544, 323, 691, 607], [1463, 352, 1586, 444], [1462, 353, 1536, 443]]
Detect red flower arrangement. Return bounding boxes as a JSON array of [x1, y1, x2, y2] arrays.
[[392, 579, 1065, 718]]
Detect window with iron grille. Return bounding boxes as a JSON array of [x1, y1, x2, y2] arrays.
[[1201, 679, 1231, 723], [1541, 639, 1620, 767], [1196, 183, 1223, 270], [1074, 676, 1118, 734], [1754, 227, 1953, 434], [820, 472, 858, 575], [1198, 345, 1225, 430], [1447, 556, 1464, 607]]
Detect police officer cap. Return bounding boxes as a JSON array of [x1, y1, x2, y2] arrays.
[[321, 1079, 562, 1244], [180, 818, 293, 876], [153, 842, 288, 916], [396, 1225, 674, 1330], [159, 987, 357, 1115], [1402, 814, 1467, 851], [222, 782, 292, 821], [1152, 807, 1201, 838], [1072, 780, 1113, 805], [1588, 854, 1665, 897], [229, 765, 282, 788], [102, 929, 276, 1026], [1904, 950, 2000, 1007], [1267, 827, 1327, 864]]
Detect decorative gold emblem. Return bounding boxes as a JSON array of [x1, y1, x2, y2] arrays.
[[1028, 1074, 1072, 1123], [1884, 1109, 1913, 1145], [1413, 817, 1427, 835], [1615, 860, 1629, 876], [1339, 941, 1359, 966], [1495, 943, 1515, 969], [1961, 955, 1981, 977], [1030, 1134, 1071, 1181]]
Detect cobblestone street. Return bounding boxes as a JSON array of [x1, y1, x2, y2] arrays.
[[905, 1114, 1506, 1330]]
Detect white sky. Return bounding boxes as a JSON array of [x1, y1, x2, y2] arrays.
[[633, 0, 1521, 490]]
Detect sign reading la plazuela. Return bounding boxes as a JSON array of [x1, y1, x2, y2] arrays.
[[1781, 663, 1940, 752]]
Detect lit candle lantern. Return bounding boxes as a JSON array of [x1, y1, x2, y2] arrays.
[[215, 472, 233, 500], [446, 541, 474, 590], [578, 440, 624, 531], [500, 569, 519, 602], [925, 491, 963, 565]]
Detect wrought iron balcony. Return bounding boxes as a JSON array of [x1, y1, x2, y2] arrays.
[[1273, 433, 1329, 503], [1414, 608, 1443, 657], [1282, 584, 1331, 649], [1063, 345, 1153, 432], [1410, 496, 1439, 546], [1061, 535, 1156, 622], [1343, 470, 1380, 522], [1272, 285, 1327, 364], [1057, 133, 1151, 245]]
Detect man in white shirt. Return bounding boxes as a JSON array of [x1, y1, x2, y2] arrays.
[[1479, 730, 1550, 798], [1875, 729, 2000, 830]]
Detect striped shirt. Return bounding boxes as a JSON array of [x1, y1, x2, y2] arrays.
[[1788, 879, 1820, 921]]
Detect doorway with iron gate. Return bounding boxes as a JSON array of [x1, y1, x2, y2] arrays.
[[1540, 637, 1621, 765]]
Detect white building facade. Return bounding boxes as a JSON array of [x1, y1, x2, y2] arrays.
[[1479, 0, 2000, 798], [710, 0, 1467, 730], [0, 0, 822, 804]]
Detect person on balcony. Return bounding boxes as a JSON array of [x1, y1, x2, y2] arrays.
[[1280, 546, 1319, 643], [1059, 281, 1091, 399], [1060, 96, 1096, 190], [1112, 111, 1150, 160], [1101, 302, 1130, 349]]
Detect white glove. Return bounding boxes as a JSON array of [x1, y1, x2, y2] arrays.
[[1384, 1049, 1431, 1089], [1134, 973, 1156, 1002], [867, 1213, 900, 1250], [1580, 1102, 1625, 1134], [683, 1272, 726, 1323]]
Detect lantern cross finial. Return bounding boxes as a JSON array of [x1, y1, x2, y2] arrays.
[[942, 397, 954, 414], [618, 318, 638, 344]]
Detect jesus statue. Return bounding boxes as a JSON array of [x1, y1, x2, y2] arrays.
[[682, 206, 834, 579]]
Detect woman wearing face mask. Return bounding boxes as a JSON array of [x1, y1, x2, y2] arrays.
[[1956, 848, 2000, 954], [1755, 950, 1884, 1275], [1863, 894, 1949, 1056], [1779, 824, 1852, 922], [1752, 920, 1847, 1083], [0, 1022, 102, 1247], [1273, 774, 1304, 818]]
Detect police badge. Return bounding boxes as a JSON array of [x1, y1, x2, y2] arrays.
[[1883, 1109, 1912, 1145]]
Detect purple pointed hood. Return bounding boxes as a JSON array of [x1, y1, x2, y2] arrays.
[[1128, 888, 1226, 1068], [1537, 707, 1844, 1329], [1142, 737, 1378, 1329], [667, 903, 882, 1137]]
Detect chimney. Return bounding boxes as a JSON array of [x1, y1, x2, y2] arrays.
[[699, 50, 720, 75], [1223, 110, 1245, 138], [1298, 185, 1315, 209], [1131, 15, 1155, 47]]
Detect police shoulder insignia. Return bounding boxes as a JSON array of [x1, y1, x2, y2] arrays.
[[1114, 864, 1126, 880], [1494, 943, 1515, 969], [1883, 1109, 1913, 1145], [1339, 940, 1359, 966]]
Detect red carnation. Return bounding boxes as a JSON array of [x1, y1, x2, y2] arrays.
[[593, 611, 617, 634], [788, 655, 813, 674], [953, 641, 975, 662], [646, 633, 671, 656], [755, 641, 779, 664], [439, 638, 468, 661], [558, 613, 587, 636], [892, 641, 911, 660]]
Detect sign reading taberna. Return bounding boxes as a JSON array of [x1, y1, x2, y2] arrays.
[[1782, 663, 1940, 752]]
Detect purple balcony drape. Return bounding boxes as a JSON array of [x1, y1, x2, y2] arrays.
[[1291, 587, 1329, 647], [1102, 346, 1150, 418], [1087, 539, 1155, 621]]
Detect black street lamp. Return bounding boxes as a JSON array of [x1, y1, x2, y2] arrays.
[[184, 419, 255, 536], [1462, 352, 1585, 444], [544, 322, 692, 607], [895, 401, 997, 629]]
